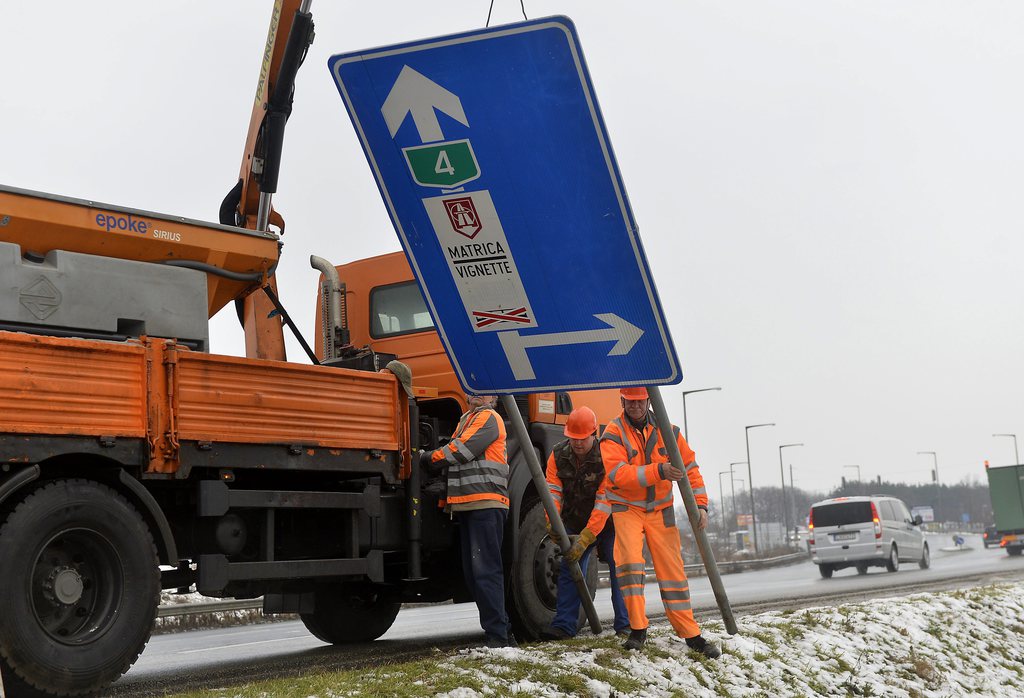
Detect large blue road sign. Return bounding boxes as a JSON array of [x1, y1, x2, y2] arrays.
[[329, 17, 681, 394]]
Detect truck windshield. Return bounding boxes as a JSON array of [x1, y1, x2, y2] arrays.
[[813, 502, 872, 527], [370, 281, 435, 338]]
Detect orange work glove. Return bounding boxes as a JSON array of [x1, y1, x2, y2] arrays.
[[565, 528, 597, 563]]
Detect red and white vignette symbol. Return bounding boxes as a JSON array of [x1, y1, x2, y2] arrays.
[[443, 196, 482, 239], [472, 306, 533, 328]]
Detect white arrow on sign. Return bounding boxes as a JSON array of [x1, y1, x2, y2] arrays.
[[497, 313, 644, 381], [381, 65, 468, 143]]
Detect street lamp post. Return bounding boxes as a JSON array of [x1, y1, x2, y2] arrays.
[[680, 387, 722, 441], [917, 451, 940, 522], [843, 464, 861, 483], [718, 470, 730, 535], [744, 423, 775, 554], [993, 434, 1020, 465], [789, 464, 798, 534], [729, 462, 745, 529], [778, 443, 804, 541]]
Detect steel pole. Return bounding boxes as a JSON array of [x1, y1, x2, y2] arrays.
[[729, 462, 742, 532], [778, 448, 787, 537], [681, 396, 689, 443], [648, 386, 737, 635], [744, 423, 774, 554], [789, 463, 796, 538], [744, 431, 755, 553], [500, 396, 601, 634], [718, 470, 729, 534]]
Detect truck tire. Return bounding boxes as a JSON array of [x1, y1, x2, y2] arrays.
[[818, 563, 833, 579], [0, 479, 159, 696], [1008, 546, 1023, 557], [508, 497, 598, 640], [855, 562, 868, 575], [300, 582, 401, 643]]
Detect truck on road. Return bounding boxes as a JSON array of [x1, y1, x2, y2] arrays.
[[986, 463, 1024, 556], [0, 4, 621, 696]]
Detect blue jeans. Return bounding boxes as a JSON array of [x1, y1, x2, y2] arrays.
[[457, 508, 511, 643], [551, 521, 630, 636]]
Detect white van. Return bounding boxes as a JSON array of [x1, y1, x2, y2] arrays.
[[808, 495, 930, 578]]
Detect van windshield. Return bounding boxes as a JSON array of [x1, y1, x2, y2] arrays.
[[813, 502, 872, 527]]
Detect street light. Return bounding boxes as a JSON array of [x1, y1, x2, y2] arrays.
[[745, 422, 775, 554], [729, 462, 745, 530], [993, 434, 1020, 465], [717, 470, 731, 534], [917, 451, 940, 522], [843, 464, 861, 483], [680, 387, 722, 442], [779, 443, 804, 539], [789, 463, 798, 535]]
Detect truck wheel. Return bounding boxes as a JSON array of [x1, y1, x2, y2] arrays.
[[0, 479, 159, 696], [818, 564, 833, 579], [918, 543, 931, 569], [885, 545, 900, 572], [300, 582, 401, 643], [855, 562, 868, 575], [508, 497, 598, 640], [1008, 546, 1023, 557]]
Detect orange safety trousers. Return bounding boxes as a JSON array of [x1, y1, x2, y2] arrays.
[[612, 506, 700, 639]]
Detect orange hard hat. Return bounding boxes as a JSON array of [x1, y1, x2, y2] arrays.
[[563, 406, 598, 439], [619, 387, 649, 400]]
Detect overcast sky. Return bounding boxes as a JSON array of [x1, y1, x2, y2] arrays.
[[3, 1, 1022, 503]]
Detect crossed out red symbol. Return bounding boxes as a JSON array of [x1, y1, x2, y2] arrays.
[[472, 307, 531, 328]]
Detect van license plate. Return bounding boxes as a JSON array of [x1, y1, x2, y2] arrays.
[[833, 532, 857, 542]]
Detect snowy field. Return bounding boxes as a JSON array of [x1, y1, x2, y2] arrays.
[[316, 583, 1024, 698]]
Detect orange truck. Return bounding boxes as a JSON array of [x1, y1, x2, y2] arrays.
[[0, 3, 620, 696]]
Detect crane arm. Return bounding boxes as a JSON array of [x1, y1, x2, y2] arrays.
[[221, 0, 315, 360]]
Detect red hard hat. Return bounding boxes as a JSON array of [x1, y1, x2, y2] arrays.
[[619, 387, 649, 400], [563, 406, 598, 439]]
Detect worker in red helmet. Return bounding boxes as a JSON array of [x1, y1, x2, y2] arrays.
[[539, 406, 629, 640], [599, 387, 720, 657]]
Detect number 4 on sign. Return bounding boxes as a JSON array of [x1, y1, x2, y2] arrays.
[[435, 150, 455, 176]]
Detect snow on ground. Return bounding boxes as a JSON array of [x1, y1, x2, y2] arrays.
[[410, 583, 1024, 697]]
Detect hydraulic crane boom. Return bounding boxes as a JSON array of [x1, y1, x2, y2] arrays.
[[221, 0, 315, 360]]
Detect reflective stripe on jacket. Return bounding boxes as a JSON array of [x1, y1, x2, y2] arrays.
[[545, 439, 611, 536], [432, 406, 509, 510], [598, 411, 707, 512]]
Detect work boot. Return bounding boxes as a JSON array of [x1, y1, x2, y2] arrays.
[[485, 634, 516, 648], [539, 625, 572, 641], [685, 634, 721, 659], [622, 628, 647, 650]]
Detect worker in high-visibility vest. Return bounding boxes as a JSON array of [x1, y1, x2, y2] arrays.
[[540, 406, 629, 640], [599, 387, 720, 657], [421, 393, 514, 648]]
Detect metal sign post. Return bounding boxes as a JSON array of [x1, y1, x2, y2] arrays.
[[501, 395, 601, 634], [647, 386, 737, 635]]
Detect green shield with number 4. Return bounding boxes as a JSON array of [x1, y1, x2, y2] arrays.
[[403, 139, 481, 189]]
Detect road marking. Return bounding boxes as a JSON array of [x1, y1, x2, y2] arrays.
[[177, 635, 312, 655]]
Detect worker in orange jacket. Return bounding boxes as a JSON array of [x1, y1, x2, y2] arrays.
[[421, 393, 513, 648], [599, 387, 720, 657]]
